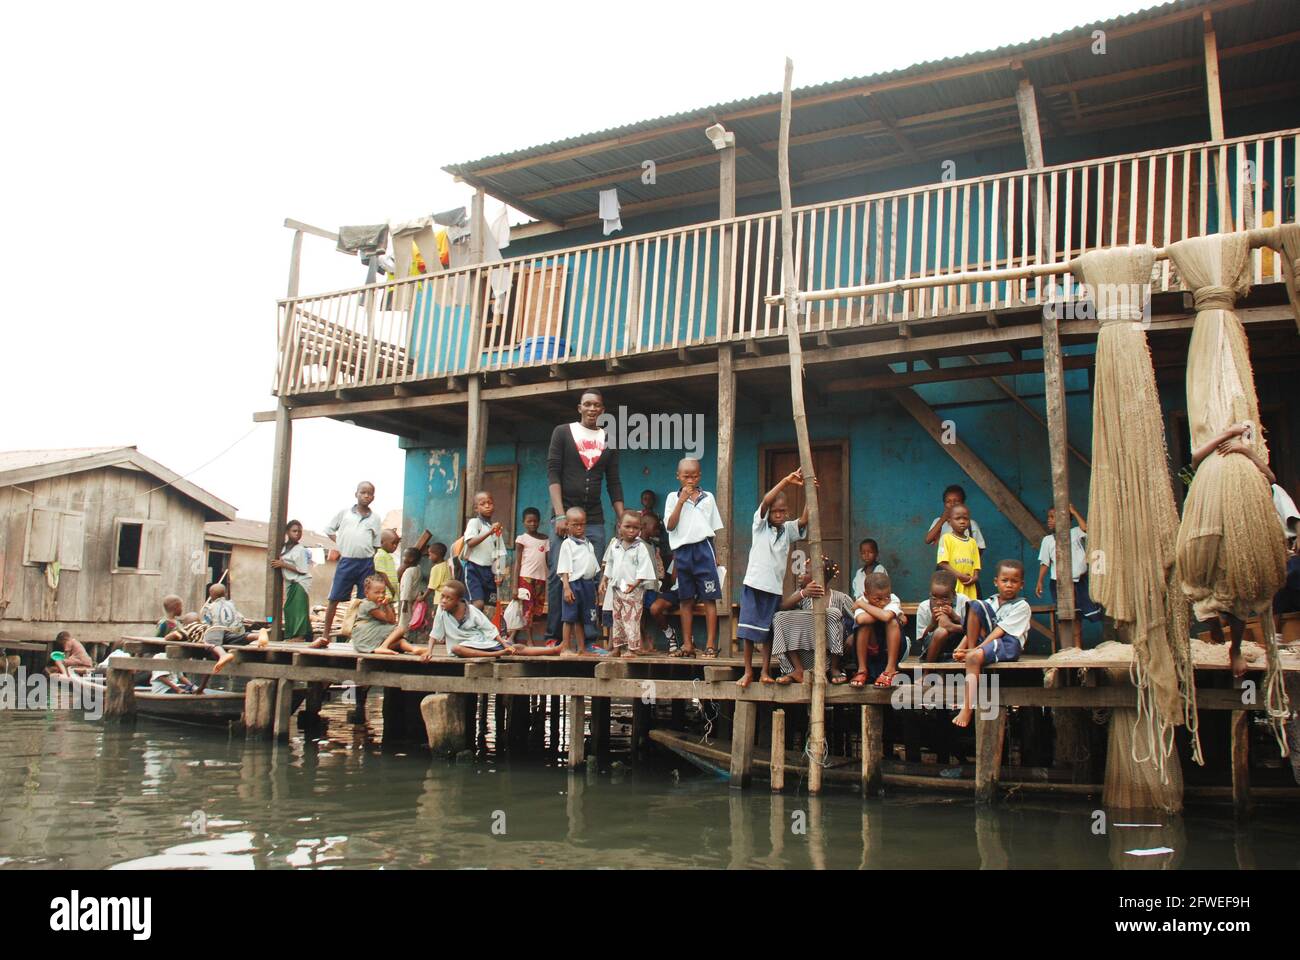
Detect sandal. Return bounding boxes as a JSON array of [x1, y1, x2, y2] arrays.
[[669, 647, 696, 659], [829, 671, 848, 685], [874, 669, 898, 688], [702, 647, 718, 659], [848, 671, 869, 688]]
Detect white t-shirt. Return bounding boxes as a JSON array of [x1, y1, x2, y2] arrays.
[[280, 543, 313, 589], [744, 507, 806, 595], [850, 563, 888, 602], [1037, 527, 1088, 582], [569, 422, 607, 470], [601, 538, 658, 610], [982, 595, 1033, 646], [915, 593, 970, 639], [433, 604, 501, 651], [858, 592, 903, 617], [930, 516, 985, 550], [150, 652, 181, 694], [462, 516, 504, 568], [557, 537, 600, 581], [664, 489, 725, 550]]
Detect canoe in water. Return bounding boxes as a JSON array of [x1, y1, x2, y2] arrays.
[[52, 674, 245, 726]]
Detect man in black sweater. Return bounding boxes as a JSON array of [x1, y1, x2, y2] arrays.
[[545, 390, 625, 642]]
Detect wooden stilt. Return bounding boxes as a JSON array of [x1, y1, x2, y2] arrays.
[[591, 696, 611, 759], [1230, 709, 1251, 820], [567, 695, 586, 768], [104, 664, 136, 722], [729, 699, 758, 788], [382, 686, 409, 741], [244, 678, 275, 738], [493, 694, 506, 750], [549, 694, 561, 751], [861, 704, 885, 797], [1040, 303, 1076, 639], [974, 709, 1007, 803], [770, 708, 786, 792], [716, 345, 736, 656], [272, 678, 296, 741], [462, 693, 478, 747], [421, 693, 469, 755], [303, 681, 326, 721], [508, 694, 531, 753], [631, 698, 652, 755]]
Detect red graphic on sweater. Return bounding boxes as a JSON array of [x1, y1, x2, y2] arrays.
[[576, 438, 604, 470]]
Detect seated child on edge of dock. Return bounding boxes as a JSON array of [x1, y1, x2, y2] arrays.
[[201, 584, 248, 644], [599, 510, 658, 658], [850, 571, 906, 688], [426, 581, 563, 660], [738, 470, 811, 688], [936, 503, 980, 601], [664, 457, 726, 658], [163, 613, 234, 686], [952, 559, 1031, 728], [915, 569, 969, 662], [155, 594, 183, 638], [350, 574, 427, 656], [555, 506, 603, 655]]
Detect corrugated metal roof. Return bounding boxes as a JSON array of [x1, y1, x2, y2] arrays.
[[204, 519, 334, 549]]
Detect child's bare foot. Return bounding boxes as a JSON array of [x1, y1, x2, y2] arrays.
[[307, 637, 331, 649], [952, 647, 969, 662], [1230, 648, 1248, 678], [611, 647, 624, 658], [737, 669, 753, 689], [213, 652, 235, 674], [371, 646, 395, 655], [953, 707, 973, 728], [759, 672, 775, 685], [409, 645, 429, 657]]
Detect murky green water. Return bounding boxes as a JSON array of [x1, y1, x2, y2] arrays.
[[1, 702, 1297, 869]]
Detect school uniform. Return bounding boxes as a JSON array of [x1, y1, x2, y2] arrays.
[[462, 515, 505, 604], [969, 594, 1032, 663], [557, 535, 601, 634], [325, 505, 383, 602], [850, 563, 888, 602], [664, 488, 725, 602], [856, 593, 910, 679], [1038, 526, 1101, 620], [936, 532, 981, 600], [738, 507, 806, 645], [929, 515, 986, 550], [434, 604, 505, 654], [601, 538, 657, 651], [641, 534, 676, 610], [914, 593, 970, 657]]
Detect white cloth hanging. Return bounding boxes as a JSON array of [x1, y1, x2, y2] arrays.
[[599, 188, 622, 236], [490, 206, 511, 250]]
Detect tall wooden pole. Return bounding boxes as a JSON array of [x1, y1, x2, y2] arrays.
[[266, 227, 303, 640], [777, 57, 828, 794], [1040, 308, 1075, 642]]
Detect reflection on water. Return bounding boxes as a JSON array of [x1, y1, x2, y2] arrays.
[[1, 707, 1298, 870]]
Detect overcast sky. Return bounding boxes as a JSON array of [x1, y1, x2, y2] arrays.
[[1, 0, 1144, 532]]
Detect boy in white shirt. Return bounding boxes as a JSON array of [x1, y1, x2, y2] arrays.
[[738, 470, 811, 688], [851, 571, 908, 688], [600, 511, 659, 657], [556, 506, 603, 655], [915, 569, 970, 662], [664, 458, 726, 658], [953, 559, 1032, 728], [1033, 503, 1099, 649], [850, 537, 888, 601], [461, 490, 506, 610]]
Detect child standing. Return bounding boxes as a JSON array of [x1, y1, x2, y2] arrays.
[[915, 569, 970, 662], [664, 458, 726, 658], [374, 529, 402, 600], [640, 511, 679, 653], [396, 546, 429, 640], [1034, 503, 1099, 649], [515, 507, 549, 644], [850, 538, 888, 601], [427, 542, 452, 596], [271, 519, 314, 642], [738, 470, 811, 688], [936, 503, 981, 601], [953, 560, 1031, 727], [600, 511, 658, 657], [556, 506, 602, 654], [851, 571, 907, 688], [461, 491, 506, 610], [924, 484, 987, 551]]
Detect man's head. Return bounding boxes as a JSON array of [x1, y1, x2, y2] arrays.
[[208, 583, 226, 601], [355, 481, 375, 509], [863, 570, 893, 608], [577, 389, 605, 428], [565, 506, 587, 539], [929, 569, 958, 605], [948, 503, 971, 537], [162, 594, 183, 618], [993, 560, 1025, 601], [429, 541, 448, 563], [522, 506, 541, 533], [381, 528, 401, 553], [859, 538, 879, 568], [768, 493, 789, 526], [474, 490, 495, 518], [942, 484, 967, 512], [676, 458, 702, 488], [439, 581, 468, 612]]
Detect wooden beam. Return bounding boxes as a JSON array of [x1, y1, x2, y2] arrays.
[[862, 704, 885, 797], [455, 171, 558, 229], [1203, 10, 1226, 141], [716, 345, 737, 655], [465, 376, 487, 519], [1230, 708, 1251, 819], [283, 218, 338, 242], [888, 385, 1046, 542], [1040, 306, 1075, 626], [1014, 70, 1045, 169], [966, 355, 1092, 468], [863, 94, 920, 162], [567, 695, 586, 767], [770, 708, 786, 792], [974, 708, 1007, 803], [265, 404, 292, 643]]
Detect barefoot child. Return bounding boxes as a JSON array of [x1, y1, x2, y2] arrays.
[[664, 458, 726, 658], [271, 520, 314, 642], [599, 511, 658, 657], [164, 613, 234, 686], [201, 584, 248, 645], [952, 560, 1031, 727], [427, 542, 452, 595], [851, 571, 906, 688], [515, 508, 549, 644], [462, 491, 506, 610], [396, 546, 429, 640], [924, 484, 986, 551], [556, 506, 602, 654], [350, 574, 427, 655], [936, 504, 980, 601], [738, 470, 812, 688], [425, 581, 563, 660], [915, 569, 969, 662], [48, 631, 94, 676], [1033, 503, 1098, 649]]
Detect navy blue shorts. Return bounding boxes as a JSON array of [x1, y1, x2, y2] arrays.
[[971, 601, 1023, 663], [602, 609, 613, 628], [463, 561, 496, 604], [329, 556, 374, 602], [562, 577, 600, 629], [644, 587, 679, 611], [737, 585, 780, 644], [1051, 574, 1102, 620], [673, 541, 722, 601]]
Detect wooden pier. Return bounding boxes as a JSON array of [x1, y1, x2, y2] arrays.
[[101, 635, 1300, 816]]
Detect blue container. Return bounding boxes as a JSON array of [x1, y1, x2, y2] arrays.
[[520, 336, 567, 362]]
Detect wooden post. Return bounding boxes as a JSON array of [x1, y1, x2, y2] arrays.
[[770, 708, 786, 792], [273, 678, 296, 741], [718, 140, 737, 333], [1202, 11, 1225, 142], [104, 664, 136, 721], [549, 694, 561, 751], [303, 681, 326, 722], [1230, 709, 1251, 820], [567, 695, 586, 768], [244, 678, 275, 738], [729, 699, 758, 788], [382, 686, 410, 741], [421, 693, 469, 755], [1040, 306, 1075, 637], [974, 708, 1007, 803], [631, 697, 652, 755], [464, 376, 488, 522], [265, 404, 292, 642], [1014, 73, 1045, 170], [777, 58, 829, 794], [716, 345, 736, 654], [591, 696, 611, 760], [861, 704, 885, 797]]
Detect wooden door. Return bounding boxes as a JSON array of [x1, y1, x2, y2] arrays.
[[510, 262, 566, 343], [763, 443, 847, 594]]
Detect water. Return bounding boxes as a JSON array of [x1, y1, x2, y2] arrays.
[[1, 706, 1298, 870]]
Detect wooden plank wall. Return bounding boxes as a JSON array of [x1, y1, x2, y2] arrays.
[[0, 465, 208, 635]]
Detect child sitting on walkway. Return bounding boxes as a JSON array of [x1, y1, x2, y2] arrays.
[[155, 595, 183, 638], [952, 559, 1031, 728], [348, 574, 427, 655], [664, 458, 726, 658], [163, 612, 234, 684], [851, 571, 906, 688], [201, 584, 248, 645], [915, 569, 969, 662], [427, 581, 564, 659]]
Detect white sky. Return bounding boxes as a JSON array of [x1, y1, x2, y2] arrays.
[[1, 0, 1144, 531]]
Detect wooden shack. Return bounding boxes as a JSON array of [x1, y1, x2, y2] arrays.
[[203, 518, 336, 619], [0, 447, 236, 644]]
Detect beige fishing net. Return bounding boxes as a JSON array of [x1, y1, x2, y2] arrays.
[[1072, 246, 1199, 778]]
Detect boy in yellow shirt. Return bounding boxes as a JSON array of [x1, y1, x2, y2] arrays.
[[936, 504, 980, 600]]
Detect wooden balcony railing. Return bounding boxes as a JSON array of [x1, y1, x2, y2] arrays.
[[276, 127, 1298, 397]]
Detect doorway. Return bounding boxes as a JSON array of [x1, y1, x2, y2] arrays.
[[760, 441, 849, 594]]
